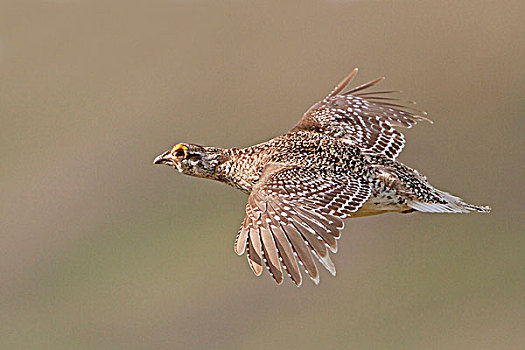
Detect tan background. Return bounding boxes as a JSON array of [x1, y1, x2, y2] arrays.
[[1, 1, 524, 349]]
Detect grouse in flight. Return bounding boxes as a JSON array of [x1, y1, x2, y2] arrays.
[[154, 68, 490, 286]]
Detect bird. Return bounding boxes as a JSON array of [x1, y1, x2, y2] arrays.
[[153, 68, 491, 286]]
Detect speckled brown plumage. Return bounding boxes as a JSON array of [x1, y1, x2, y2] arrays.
[[154, 68, 491, 286]]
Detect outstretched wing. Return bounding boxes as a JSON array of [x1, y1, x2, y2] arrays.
[[292, 68, 432, 159], [234, 163, 371, 286]]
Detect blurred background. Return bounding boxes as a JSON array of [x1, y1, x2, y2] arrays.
[[1, 1, 524, 349]]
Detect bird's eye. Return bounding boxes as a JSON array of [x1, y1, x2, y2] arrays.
[[172, 144, 189, 159]]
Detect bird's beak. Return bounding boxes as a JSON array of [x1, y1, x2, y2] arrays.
[[153, 150, 172, 165]]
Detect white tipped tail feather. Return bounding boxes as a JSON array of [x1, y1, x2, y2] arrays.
[[407, 190, 491, 214]]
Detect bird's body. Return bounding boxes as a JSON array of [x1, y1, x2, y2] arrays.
[[213, 131, 366, 194], [154, 69, 490, 286]]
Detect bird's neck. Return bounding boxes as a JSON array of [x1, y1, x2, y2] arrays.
[[210, 146, 267, 193]]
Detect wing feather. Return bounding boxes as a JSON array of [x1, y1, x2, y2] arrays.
[[236, 163, 371, 285], [247, 225, 263, 276], [260, 225, 283, 284], [280, 221, 320, 284], [270, 220, 303, 286], [234, 215, 249, 255], [292, 68, 432, 159]]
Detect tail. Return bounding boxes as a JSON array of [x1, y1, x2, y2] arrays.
[[407, 189, 491, 214]]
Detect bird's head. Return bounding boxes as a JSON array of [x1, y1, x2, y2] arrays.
[[153, 143, 226, 178]]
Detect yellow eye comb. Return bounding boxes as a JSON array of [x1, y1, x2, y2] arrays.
[[173, 144, 188, 151], [172, 143, 189, 157]]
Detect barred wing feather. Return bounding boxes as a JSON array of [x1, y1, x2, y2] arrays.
[[292, 68, 432, 159], [234, 163, 371, 286]]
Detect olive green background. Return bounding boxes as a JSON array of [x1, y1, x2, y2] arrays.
[[1, 1, 523, 349]]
